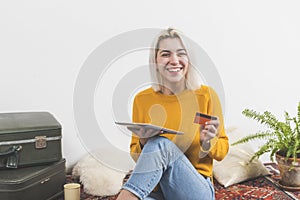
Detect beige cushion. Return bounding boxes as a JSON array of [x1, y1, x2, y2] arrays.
[[213, 144, 270, 187]]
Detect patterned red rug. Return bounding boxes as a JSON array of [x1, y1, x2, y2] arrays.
[[214, 163, 300, 199], [60, 163, 300, 200]]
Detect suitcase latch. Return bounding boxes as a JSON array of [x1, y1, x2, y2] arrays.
[[35, 136, 47, 149]]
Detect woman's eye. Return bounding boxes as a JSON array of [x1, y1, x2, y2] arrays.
[[178, 52, 187, 56], [161, 53, 170, 57]]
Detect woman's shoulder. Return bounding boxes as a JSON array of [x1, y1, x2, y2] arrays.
[[194, 85, 212, 94], [193, 85, 220, 101], [134, 87, 155, 98]]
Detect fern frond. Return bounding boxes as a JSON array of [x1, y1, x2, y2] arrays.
[[286, 146, 293, 160], [270, 145, 280, 161], [283, 112, 293, 134], [242, 109, 279, 130], [250, 140, 274, 162], [292, 138, 300, 160], [231, 131, 273, 146], [276, 122, 292, 143], [294, 116, 300, 139], [298, 102, 300, 124]]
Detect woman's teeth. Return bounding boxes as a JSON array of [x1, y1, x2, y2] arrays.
[[167, 67, 182, 72]]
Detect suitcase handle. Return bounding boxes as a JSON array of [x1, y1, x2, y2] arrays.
[[0, 146, 22, 168], [0, 145, 22, 156]]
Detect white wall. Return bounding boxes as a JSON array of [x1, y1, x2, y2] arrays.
[[1, 0, 300, 169]]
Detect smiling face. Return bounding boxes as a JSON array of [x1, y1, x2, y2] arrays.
[[156, 37, 189, 90]]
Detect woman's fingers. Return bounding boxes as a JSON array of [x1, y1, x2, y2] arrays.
[[200, 118, 220, 142], [201, 129, 216, 139], [139, 128, 161, 146], [205, 117, 220, 129], [137, 127, 160, 138], [204, 124, 216, 133]]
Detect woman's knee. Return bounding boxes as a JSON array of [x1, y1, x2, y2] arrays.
[[142, 136, 184, 165], [143, 136, 175, 153]]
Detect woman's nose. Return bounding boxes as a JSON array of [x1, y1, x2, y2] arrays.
[[169, 54, 179, 65]]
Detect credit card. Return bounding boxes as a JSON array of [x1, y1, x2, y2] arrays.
[[194, 112, 217, 125]]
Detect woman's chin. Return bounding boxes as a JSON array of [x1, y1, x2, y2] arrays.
[[163, 76, 185, 84]]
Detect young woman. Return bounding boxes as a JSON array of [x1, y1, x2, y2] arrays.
[[117, 28, 229, 200]]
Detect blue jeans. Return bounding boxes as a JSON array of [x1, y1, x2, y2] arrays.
[[122, 136, 215, 200]]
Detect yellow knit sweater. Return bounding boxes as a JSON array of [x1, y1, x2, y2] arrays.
[[130, 85, 229, 178]]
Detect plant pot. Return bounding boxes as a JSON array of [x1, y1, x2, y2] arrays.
[[275, 152, 300, 187]]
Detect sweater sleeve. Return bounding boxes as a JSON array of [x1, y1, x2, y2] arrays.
[[205, 87, 229, 161], [129, 96, 143, 162]]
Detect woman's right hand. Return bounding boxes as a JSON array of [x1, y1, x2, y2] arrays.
[[137, 127, 160, 146], [139, 138, 148, 146]]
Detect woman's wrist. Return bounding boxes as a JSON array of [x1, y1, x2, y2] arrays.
[[200, 139, 211, 151], [139, 138, 147, 149]]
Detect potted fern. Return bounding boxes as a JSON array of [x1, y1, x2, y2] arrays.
[[232, 102, 300, 188]]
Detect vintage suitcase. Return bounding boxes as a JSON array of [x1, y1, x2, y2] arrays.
[[0, 158, 66, 200], [0, 112, 62, 168]]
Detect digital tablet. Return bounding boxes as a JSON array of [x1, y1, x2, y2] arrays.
[[115, 121, 184, 137]]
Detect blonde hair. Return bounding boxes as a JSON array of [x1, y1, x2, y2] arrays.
[[149, 28, 201, 92]]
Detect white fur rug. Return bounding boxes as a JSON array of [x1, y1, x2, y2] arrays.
[[72, 153, 127, 196]]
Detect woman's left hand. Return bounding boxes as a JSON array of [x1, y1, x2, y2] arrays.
[[200, 117, 220, 145]]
